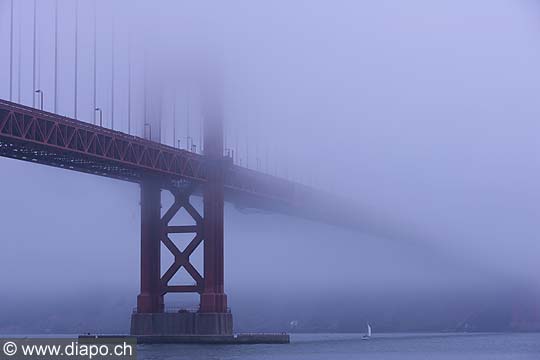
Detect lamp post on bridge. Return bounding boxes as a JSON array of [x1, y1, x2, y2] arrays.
[[35, 90, 43, 111], [95, 108, 103, 127], [144, 123, 152, 140]]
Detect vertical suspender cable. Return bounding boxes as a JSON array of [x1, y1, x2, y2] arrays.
[[186, 88, 190, 150], [74, 0, 79, 118], [93, 0, 97, 124], [54, 0, 58, 113], [32, 0, 36, 107], [173, 92, 176, 147], [143, 51, 148, 137], [111, 13, 115, 129], [17, 1, 21, 103], [127, 31, 132, 134], [9, 0, 13, 101]]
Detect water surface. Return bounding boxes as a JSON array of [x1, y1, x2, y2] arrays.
[[138, 333, 540, 359]]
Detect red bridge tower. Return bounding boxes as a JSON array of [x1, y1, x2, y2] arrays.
[[131, 80, 232, 336]]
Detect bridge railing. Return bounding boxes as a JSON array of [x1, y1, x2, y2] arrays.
[[0, 99, 207, 184]]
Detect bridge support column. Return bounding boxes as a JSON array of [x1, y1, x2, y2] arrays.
[[136, 179, 164, 314], [200, 74, 228, 314], [131, 65, 233, 338], [200, 161, 227, 313], [131, 179, 232, 336]]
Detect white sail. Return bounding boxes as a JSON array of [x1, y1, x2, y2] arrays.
[[367, 324, 372, 337]]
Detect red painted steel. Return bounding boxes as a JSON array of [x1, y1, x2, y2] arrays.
[[160, 187, 205, 296], [0, 99, 363, 236], [0, 98, 364, 317], [137, 179, 164, 313], [199, 90, 228, 314], [0, 100, 206, 184], [0, 99, 309, 210], [137, 182, 208, 314]]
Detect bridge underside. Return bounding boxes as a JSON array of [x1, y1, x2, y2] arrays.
[[0, 101, 208, 190], [0, 138, 143, 183]]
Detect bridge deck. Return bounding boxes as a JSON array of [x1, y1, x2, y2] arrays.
[[0, 99, 318, 214]]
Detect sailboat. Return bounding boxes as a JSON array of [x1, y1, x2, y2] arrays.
[[362, 323, 372, 340]]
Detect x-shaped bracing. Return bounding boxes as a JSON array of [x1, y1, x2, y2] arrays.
[[160, 187, 204, 295]]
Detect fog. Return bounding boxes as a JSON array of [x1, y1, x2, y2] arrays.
[[0, 0, 539, 333]]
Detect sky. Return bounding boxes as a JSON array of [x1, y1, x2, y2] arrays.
[[0, 0, 539, 331]]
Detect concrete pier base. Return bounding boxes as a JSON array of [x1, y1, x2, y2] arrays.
[[130, 312, 233, 336], [80, 333, 290, 345], [125, 312, 289, 344]]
